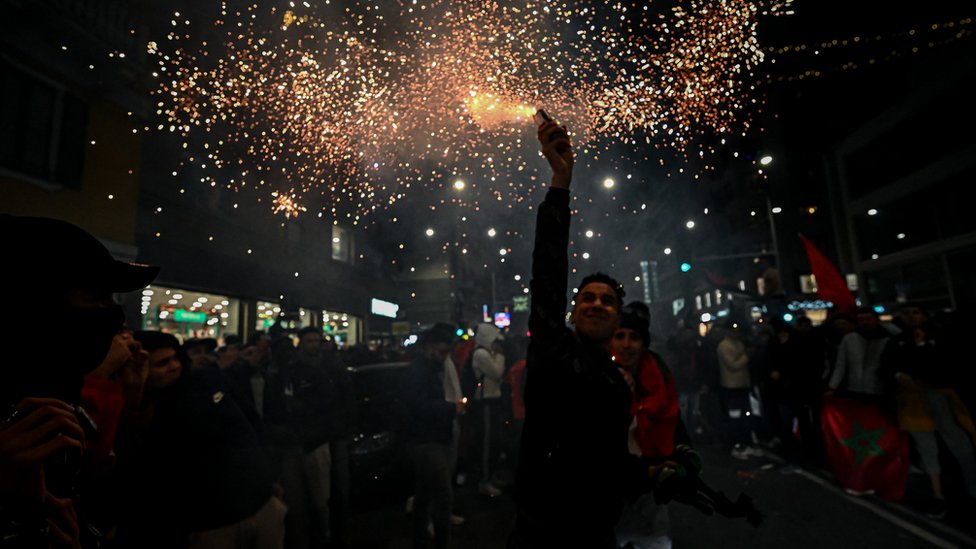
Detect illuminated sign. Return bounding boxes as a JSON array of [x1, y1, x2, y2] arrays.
[[494, 312, 511, 328], [512, 295, 529, 312], [787, 300, 834, 311], [371, 298, 399, 318], [173, 309, 207, 323]]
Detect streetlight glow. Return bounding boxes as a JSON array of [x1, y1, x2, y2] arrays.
[[603, 178, 615, 189], [453, 179, 466, 190], [686, 220, 695, 229], [760, 155, 773, 166]]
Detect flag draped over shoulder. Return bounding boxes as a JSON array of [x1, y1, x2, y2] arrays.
[[799, 234, 856, 314], [821, 395, 910, 500]]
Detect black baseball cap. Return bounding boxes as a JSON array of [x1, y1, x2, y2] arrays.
[[184, 337, 218, 353], [1, 214, 159, 292]]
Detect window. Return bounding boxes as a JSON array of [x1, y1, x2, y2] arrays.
[[332, 224, 353, 262], [799, 274, 818, 294], [0, 61, 87, 188]]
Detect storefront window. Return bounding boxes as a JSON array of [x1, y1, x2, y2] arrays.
[[140, 285, 240, 345], [255, 301, 282, 332], [322, 309, 361, 347]]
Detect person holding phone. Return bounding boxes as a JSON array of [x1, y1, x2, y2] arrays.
[[508, 114, 672, 548], [0, 214, 159, 548]]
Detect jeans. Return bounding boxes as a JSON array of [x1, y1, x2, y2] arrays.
[[411, 443, 453, 549], [678, 391, 701, 432]]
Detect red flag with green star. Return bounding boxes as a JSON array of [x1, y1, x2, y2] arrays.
[[821, 395, 910, 500]]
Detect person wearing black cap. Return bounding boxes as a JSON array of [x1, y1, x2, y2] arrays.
[[184, 337, 219, 370], [402, 323, 467, 549], [0, 214, 159, 548], [117, 330, 285, 548], [508, 119, 668, 548]]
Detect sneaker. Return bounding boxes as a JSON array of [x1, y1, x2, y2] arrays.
[[478, 481, 502, 497], [450, 514, 466, 525], [925, 499, 947, 520], [405, 495, 414, 514]]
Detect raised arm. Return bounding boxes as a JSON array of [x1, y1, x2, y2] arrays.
[[528, 120, 575, 346]]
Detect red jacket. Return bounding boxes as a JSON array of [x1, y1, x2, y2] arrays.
[[630, 352, 680, 459], [508, 359, 526, 420]]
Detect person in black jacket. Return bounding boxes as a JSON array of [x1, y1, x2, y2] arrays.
[[121, 331, 285, 548], [263, 332, 342, 549], [0, 215, 159, 549], [508, 117, 661, 548], [402, 323, 467, 549]]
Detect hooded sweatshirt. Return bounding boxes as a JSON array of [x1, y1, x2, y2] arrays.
[[473, 323, 506, 399]]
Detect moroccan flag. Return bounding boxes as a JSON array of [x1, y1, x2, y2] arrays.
[[821, 395, 910, 501], [799, 234, 856, 314]]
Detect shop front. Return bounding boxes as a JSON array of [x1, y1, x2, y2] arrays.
[[140, 285, 241, 344], [322, 309, 361, 347]]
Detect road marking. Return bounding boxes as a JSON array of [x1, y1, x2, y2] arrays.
[[793, 468, 972, 549]]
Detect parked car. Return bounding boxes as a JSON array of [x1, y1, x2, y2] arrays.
[[348, 361, 413, 510]]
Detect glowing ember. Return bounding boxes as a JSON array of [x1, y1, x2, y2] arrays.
[[152, 0, 788, 219]]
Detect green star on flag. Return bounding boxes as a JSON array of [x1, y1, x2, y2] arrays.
[[840, 421, 885, 465]]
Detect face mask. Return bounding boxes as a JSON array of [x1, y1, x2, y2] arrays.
[[4, 302, 125, 404]]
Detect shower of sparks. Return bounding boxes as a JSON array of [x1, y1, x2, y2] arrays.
[[271, 190, 308, 218], [153, 0, 788, 219]]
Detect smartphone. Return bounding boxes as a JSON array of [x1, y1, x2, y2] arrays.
[[533, 108, 552, 127]]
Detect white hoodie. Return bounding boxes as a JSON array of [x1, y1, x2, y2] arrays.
[[473, 323, 505, 400]]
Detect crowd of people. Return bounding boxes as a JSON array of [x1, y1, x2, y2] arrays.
[[662, 303, 976, 520], [4, 114, 975, 549]]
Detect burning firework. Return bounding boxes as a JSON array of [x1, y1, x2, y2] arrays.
[[152, 0, 787, 219]]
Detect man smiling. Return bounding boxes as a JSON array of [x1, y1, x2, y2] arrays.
[[508, 118, 660, 548]]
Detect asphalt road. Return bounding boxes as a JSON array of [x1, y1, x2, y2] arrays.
[[346, 442, 976, 548]]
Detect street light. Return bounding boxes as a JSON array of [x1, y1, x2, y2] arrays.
[[760, 155, 773, 166]]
